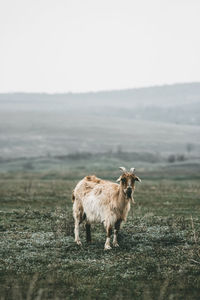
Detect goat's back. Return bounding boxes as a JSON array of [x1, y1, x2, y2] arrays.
[[73, 175, 120, 224], [74, 175, 119, 199]]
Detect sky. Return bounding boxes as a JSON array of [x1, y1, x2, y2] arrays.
[[0, 0, 200, 93]]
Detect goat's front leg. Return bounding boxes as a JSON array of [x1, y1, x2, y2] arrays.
[[104, 225, 112, 250], [113, 219, 121, 247]]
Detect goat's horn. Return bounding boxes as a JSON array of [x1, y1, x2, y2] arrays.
[[130, 168, 135, 173], [119, 167, 127, 173]]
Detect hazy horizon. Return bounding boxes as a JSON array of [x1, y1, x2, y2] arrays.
[[0, 81, 200, 95]]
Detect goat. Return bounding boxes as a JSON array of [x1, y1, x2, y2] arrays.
[[72, 167, 141, 250]]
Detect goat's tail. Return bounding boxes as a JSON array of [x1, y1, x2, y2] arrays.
[[72, 190, 75, 202]]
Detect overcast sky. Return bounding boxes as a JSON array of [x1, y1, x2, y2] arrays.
[[1, 0, 200, 93]]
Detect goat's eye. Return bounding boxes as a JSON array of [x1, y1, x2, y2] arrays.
[[131, 178, 135, 184], [121, 178, 126, 184]]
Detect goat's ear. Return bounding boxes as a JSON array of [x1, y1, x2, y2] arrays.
[[116, 176, 121, 183], [135, 176, 141, 183]]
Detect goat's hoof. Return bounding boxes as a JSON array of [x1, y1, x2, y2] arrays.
[[76, 240, 82, 246], [104, 245, 112, 250], [113, 242, 119, 247]]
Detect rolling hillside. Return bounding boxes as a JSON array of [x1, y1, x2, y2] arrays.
[[0, 83, 200, 159]]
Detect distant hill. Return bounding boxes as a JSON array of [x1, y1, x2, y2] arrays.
[[0, 83, 200, 158]]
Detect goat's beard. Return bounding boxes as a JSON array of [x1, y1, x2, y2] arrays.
[[125, 189, 132, 198]]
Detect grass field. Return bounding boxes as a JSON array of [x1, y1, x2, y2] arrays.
[[0, 167, 200, 300]]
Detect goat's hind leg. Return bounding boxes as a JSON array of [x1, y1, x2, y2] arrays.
[[73, 201, 83, 246], [74, 218, 82, 245]]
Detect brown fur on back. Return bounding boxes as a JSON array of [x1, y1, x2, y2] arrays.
[[81, 175, 105, 195], [85, 175, 102, 184]]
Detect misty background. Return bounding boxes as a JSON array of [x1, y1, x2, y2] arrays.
[[0, 0, 200, 172], [0, 83, 200, 174]]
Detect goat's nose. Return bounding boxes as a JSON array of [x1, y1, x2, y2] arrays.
[[127, 187, 132, 192]]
